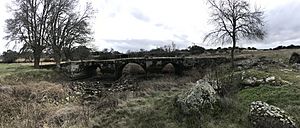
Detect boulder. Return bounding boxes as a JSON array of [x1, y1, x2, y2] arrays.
[[236, 58, 259, 69], [241, 77, 264, 87], [249, 101, 297, 128], [176, 79, 219, 114], [292, 64, 300, 70], [161, 63, 175, 74], [289, 53, 300, 64], [122, 63, 146, 76]]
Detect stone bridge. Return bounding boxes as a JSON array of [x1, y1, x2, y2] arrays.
[[61, 56, 229, 79]]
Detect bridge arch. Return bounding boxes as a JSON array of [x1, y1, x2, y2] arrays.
[[116, 62, 146, 78], [161, 63, 175, 74]]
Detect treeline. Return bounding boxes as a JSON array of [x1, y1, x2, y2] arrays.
[[1, 44, 260, 63], [91, 44, 259, 59], [272, 44, 300, 50], [125, 46, 257, 58], [0, 46, 92, 63]]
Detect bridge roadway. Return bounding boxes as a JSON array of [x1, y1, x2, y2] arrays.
[[61, 56, 229, 79]]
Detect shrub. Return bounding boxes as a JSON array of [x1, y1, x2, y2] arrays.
[[188, 45, 205, 54], [289, 52, 300, 64], [2, 50, 19, 63], [72, 46, 91, 61]]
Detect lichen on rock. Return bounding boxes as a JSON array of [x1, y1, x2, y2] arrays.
[[239, 70, 290, 87], [249, 101, 297, 128], [176, 79, 219, 115]]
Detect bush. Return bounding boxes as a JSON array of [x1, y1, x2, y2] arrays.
[[2, 50, 19, 63], [289, 52, 300, 64], [72, 46, 91, 61], [188, 45, 205, 54]]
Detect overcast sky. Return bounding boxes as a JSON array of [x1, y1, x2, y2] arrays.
[[0, 0, 300, 53]]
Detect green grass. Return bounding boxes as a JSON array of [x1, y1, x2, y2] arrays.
[[0, 63, 61, 84], [238, 85, 300, 106], [0, 63, 33, 76]]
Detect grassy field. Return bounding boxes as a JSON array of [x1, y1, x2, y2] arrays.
[[0, 49, 299, 128]]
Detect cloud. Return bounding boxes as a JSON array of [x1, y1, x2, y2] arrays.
[[264, 1, 300, 43], [105, 39, 188, 52], [105, 39, 163, 52], [130, 8, 150, 22], [155, 23, 173, 30], [173, 34, 189, 42]]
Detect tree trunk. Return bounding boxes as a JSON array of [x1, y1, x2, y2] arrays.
[[33, 51, 41, 69], [53, 47, 62, 68], [231, 36, 236, 68], [54, 54, 61, 68], [63, 48, 72, 61]]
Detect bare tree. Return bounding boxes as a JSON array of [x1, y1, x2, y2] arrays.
[[5, 0, 54, 68], [171, 41, 176, 52], [204, 0, 265, 67], [47, 0, 94, 67]]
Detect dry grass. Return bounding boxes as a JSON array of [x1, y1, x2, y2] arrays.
[[238, 49, 300, 62], [0, 80, 76, 127], [0, 64, 84, 127]]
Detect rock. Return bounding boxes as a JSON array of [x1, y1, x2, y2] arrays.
[[241, 77, 264, 87], [289, 52, 300, 64], [176, 79, 219, 114], [236, 57, 280, 70], [266, 76, 276, 82], [122, 63, 146, 76], [279, 62, 289, 68], [292, 64, 300, 70], [259, 56, 277, 64], [240, 70, 289, 87], [161, 63, 175, 74], [236, 58, 259, 69], [249, 101, 297, 128]]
